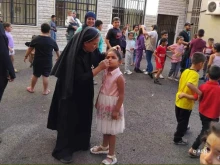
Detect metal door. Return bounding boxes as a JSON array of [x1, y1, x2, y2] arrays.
[[112, 0, 147, 28], [157, 14, 178, 45]]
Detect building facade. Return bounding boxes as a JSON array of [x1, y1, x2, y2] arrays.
[[187, 0, 220, 42], [145, 0, 187, 44], [0, 0, 188, 50]]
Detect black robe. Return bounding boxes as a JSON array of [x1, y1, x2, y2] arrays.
[[47, 27, 105, 159], [0, 23, 15, 101]]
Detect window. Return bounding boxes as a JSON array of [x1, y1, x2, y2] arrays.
[[190, 0, 202, 39], [56, 0, 97, 27], [112, 0, 147, 28], [0, 0, 36, 25]]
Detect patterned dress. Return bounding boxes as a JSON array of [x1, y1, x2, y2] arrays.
[[95, 68, 125, 135]]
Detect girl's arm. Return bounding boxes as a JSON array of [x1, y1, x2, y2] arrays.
[[167, 45, 175, 54], [203, 47, 206, 54], [166, 54, 172, 59], [153, 50, 160, 58], [112, 75, 125, 120], [141, 36, 145, 50], [207, 54, 215, 71]]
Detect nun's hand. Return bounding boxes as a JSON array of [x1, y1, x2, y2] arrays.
[[99, 59, 109, 70], [112, 45, 121, 51]]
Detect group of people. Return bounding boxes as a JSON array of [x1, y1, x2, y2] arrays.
[[0, 9, 220, 165]]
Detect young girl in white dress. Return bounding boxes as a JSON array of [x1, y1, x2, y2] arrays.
[[90, 48, 125, 165]]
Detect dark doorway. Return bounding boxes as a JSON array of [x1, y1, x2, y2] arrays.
[[157, 14, 178, 45], [112, 0, 147, 29]]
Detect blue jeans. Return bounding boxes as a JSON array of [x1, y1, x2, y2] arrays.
[[50, 31, 56, 41], [146, 50, 153, 72]]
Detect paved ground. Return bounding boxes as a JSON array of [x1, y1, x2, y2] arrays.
[[0, 50, 203, 164]]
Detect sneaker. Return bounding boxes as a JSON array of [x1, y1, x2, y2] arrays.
[[143, 69, 146, 72], [14, 69, 18, 73], [59, 156, 73, 164], [159, 74, 164, 79], [134, 68, 143, 73], [188, 148, 201, 158], [124, 70, 132, 75], [144, 71, 149, 75], [174, 78, 179, 82], [148, 73, 153, 79], [154, 79, 162, 85], [174, 139, 188, 145], [167, 77, 174, 80]]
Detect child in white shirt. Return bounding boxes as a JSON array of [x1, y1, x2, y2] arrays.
[[124, 32, 135, 75]]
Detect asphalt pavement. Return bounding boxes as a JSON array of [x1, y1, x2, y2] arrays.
[[0, 50, 202, 164]]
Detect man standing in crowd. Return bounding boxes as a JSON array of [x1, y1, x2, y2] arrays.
[[50, 15, 57, 41], [0, 22, 16, 143], [179, 22, 193, 72], [143, 25, 158, 78]]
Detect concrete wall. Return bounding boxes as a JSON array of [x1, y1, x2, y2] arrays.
[[198, 0, 220, 42], [144, 0, 187, 43], [157, 0, 187, 40], [186, 0, 194, 22], [96, 0, 112, 51], [10, 0, 112, 50]]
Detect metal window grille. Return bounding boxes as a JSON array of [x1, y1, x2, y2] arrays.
[[112, 0, 147, 29], [0, 0, 36, 25], [157, 14, 178, 45], [190, 0, 202, 38], [56, 0, 97, 27]]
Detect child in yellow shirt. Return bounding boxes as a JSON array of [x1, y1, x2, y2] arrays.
[[174, 52, 206, 145]]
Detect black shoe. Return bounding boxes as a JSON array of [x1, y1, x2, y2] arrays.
[[154, 79, 162, 85], [59, 156, 73, 164], [148, 73, 153, 79], [174, 139, 188, 146], [0, 137, 2, 143], [134, 68, 143, 73], [199, 77, 205, 80]]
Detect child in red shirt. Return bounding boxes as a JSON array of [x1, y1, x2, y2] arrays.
[[179, 65, 220, 157], [153, 38, 171, 85]]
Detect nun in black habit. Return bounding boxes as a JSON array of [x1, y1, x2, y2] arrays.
[[47, 27, 110, 163]]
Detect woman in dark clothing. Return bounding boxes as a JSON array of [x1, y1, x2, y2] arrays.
[[47, 27, 111, 164], [0, 22, 15, 144], [0, 23, 15, 102]]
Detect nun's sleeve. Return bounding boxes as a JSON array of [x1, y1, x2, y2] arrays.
[[75, 56, 93, 83], [92, 49, 106, 68], [0, 32, 15, 79]]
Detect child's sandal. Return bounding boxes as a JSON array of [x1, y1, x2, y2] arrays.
[[101, 155, 117, 165], [90, 145, 109, 155], [188, 149, 201, 158]]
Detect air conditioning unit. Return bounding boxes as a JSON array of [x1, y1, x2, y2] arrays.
[[206, 1, 220, 15]]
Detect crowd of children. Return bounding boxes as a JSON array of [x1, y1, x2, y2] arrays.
[[2, 12, 220, 165]]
